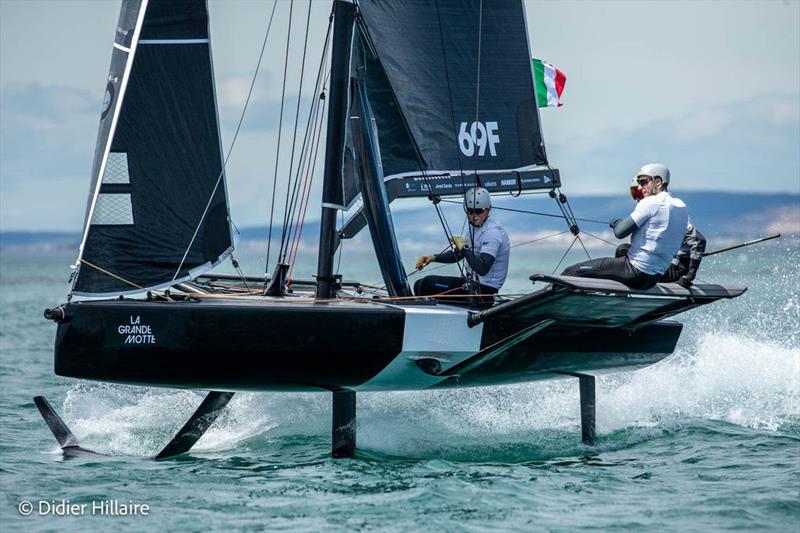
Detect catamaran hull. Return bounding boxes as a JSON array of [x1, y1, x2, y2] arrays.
[[52, 298, 681, 392]]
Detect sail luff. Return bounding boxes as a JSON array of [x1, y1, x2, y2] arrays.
[[208, 3, 236, 263], [72, 0, 149, 293], [519, 0, 548, 163]]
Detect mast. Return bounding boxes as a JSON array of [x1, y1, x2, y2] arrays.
[[315, 0, 356, 299]]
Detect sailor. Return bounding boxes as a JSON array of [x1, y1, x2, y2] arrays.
[[414, 187, 510, 305], [562, 163, 688, 289], [618, 174, 707, 287]]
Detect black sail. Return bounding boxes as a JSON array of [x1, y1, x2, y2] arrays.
[[73, 0, 233, 296], [353, 0, 559, 199]]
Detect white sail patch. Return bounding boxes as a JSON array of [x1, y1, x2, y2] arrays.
[[92, 194, 134, 225], [102, 152, 130, 184]]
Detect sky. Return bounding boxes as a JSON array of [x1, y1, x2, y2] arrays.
[[1, 0, 798, 231]]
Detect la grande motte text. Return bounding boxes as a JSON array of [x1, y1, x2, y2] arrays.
[[118, 316, 155, 344]]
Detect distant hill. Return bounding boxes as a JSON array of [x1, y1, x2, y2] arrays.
[[3, 192, 797, 252]]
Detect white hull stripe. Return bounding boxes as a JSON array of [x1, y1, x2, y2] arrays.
[[138, 39, 209, 45]]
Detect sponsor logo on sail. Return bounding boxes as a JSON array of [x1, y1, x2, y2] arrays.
[[458, 121, 500, 157]]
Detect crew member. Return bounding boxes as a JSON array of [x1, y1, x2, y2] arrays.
[[562, 163, 688, 289], [618, 174, 706, 287], [415, 187, 510, 305]]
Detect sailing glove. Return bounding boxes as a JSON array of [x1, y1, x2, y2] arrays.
[[677, 259, 701, 288]]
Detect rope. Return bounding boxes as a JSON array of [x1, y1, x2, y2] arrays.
[[170, 0, 279, 285], [79, 259, 145, 291], [185, 291, 527, 304]]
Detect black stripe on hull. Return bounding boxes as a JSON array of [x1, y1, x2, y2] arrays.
[[55, 300, 405, 391]]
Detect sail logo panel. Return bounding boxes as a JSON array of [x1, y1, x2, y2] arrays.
[[74, 0, 233, 296], [352, 0, 558, 200]]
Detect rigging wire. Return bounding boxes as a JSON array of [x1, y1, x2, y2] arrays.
[[580, 229, 618, 248], [278, 0, 314, 263], [551, 235, 579, 275], [265, 0, 295, 280], [576, 234, 592, 260], [512, 230, 571, 249], [437, 198, 609, 225], [170, 0, 279, 286], [287, 84, 329, 280], [282, 9, 334, 271]]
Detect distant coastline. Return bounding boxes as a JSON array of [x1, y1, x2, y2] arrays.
[[3, 192, 797, 252]]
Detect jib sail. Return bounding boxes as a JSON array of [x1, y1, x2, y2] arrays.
[[73, 0, 233, 296]]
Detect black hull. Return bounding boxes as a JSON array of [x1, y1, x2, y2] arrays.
[[53, 297, 681, 392]]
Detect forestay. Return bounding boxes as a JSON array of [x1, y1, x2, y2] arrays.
[[73, 0, 233, 296]]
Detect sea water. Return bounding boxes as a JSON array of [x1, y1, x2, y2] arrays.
[[1, 239, 798, 531]]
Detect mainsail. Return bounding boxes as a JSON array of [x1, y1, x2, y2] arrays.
[[73, 0, 233, 296], [326, 0, 558, 208]]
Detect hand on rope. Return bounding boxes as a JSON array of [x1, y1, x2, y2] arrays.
[[449, 235, 465, 251], [415, 255, 435, 270]]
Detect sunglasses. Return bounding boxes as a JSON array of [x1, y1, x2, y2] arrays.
[[466, 208, 486, 215], [636, 176, 653, 186]]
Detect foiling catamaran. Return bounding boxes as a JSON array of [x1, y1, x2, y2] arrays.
[[37, 0, 745, 459]]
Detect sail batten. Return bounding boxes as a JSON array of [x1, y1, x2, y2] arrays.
[[73, 0, 233, 296]]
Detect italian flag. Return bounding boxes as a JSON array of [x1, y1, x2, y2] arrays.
[[532, 58, 566, 108]]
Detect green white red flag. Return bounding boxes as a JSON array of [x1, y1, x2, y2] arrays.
[[531, 58, 566, 108]]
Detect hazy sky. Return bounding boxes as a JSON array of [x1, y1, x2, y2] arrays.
[[1, 0, 798, 231]]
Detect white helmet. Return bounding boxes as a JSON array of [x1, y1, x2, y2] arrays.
[[636, 163, 670, 186], [464, 187, 491, 210]]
